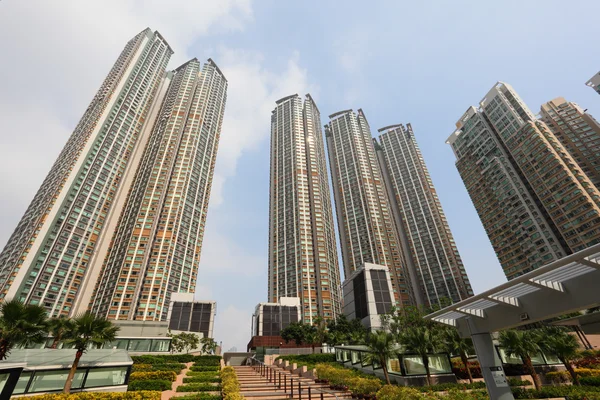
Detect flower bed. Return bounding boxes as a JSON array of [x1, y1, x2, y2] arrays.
[[20, 393, 161, 400]]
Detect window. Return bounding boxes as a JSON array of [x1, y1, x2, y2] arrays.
[[85, 367, 128, 387], [428, 355, 452, 374], [28, 370, 85, 392], [402, 355, 426, 375]]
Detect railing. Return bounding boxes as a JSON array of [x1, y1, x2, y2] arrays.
[[248, 357, 340, 400]]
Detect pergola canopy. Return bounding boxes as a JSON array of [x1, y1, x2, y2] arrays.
[[425, 243, 600, 335]]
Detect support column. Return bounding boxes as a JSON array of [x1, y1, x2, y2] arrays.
[[471, 332, 514, 400]]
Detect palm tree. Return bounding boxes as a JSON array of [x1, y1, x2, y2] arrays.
[[62, 312, 119, 393], [443, 328, 475, 383], [399, 326, 438, 385], [363, 330, 397, 384], [349, 330, 365, 345], [0, 300, 48, 359], [537, 327, 581, 385], [499, 329, 542, 390], [48, 316, 74, 349]]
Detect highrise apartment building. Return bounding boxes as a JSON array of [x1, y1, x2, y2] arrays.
[[325, 109, 413, 307], [540, 98, 600, 190], [0, 29, 226, 320], [376, 124, 473, 306], [90, 58, 227, 320], [268, 94, 342, 323], [586, 71, 600, 95], [448, 82, 600, 280]]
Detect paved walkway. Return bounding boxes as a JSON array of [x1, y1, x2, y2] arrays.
[[161, 361, 194, 400]]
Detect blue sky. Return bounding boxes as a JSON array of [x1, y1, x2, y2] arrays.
[[1, 1, 599, 351]]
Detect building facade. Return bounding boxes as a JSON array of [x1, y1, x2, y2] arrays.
[[342, 263, 395, 330], [448, 82, 600, 279], [268, 94, 342, 323], [0, 29, 173, 316], [251, 297, 301, 337], [325, 109, 412, 307], [376, 124, 473, 306], [586, 71, 600, 95], [540, 97, 600, 190], [0, 29, 226, 320], [89, 58, 227, 321]]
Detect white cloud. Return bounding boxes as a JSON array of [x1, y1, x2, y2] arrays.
[[209, 47, 319, 206]]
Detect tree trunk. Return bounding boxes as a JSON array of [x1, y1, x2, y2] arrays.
[[381, 358, 391, 385], [424, 356, 431, 386], [50, 336, 60, 349], [0, 339, 9, 360], [561, 357, 580, 385], [312, 344, 316, 354], [461, 352, 473, 383], [63, 350, 83, 393], [524, 356, 542, 391]]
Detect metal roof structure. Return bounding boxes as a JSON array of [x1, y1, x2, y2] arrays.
[[425, 243, 600, 335], [0, 349, 132, 370]]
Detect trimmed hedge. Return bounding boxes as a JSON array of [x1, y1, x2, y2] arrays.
[[176, 383, 221, 392], [417, 381, 486, 392], [581, 376, 600, 386], [507, 378, 530, 387], [221, 366, 243, 400], [171, 395, 222, 400], [132, 364, 153, 372], [148, 364, 185, 373], [187, 371, 220, 377], [512, 386, 600, 399], [22, 393, 161, 400], [183, 375, 221, 383], [132, 354, 195, 364], [376, 385, 423, 400], [128, 379, 172, 391], [130, 371, 177, 382], [193, 356, 222, 366], [191, 366, 220, 372]]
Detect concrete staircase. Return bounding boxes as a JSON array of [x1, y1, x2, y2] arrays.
[[234, 365, 351, 400]]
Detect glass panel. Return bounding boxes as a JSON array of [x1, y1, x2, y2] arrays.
[[29, 370, 85, 393], [151, 339, 171, 352], [0, 373, 9, 394], [361, 353, 372, 367], [351, 351, 359, 364], [105, 339, 129, 350], [428, 355, 452, 374], [530, 352, 545, 366], [543, 352, 561, 365], [498, 348, 523, 364], [13, 372, 32, 394], [403, 355, 426, 375], [85, 367, 128, 388], [388, 357, 401, 374], [342, 351, 350, 362], [373, 359, 381, 370], [128, 339, 151, 352]]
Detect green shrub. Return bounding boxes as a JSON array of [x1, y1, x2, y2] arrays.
[[221, 366, 243, 400], [417, 382, 486, 392], [191, 365, 221, 372], [193, 355, 222, 366], [24, 392, 161, 400], [443, 390, 489, 400], [187, 371, 220, 377], [176, 383, 221, 392], [132, 364, 153, 372], [171, 395, 222, 400], [130, 371, 177, 382], [507, 378, 530, 387], [347, 377, 382, 396], [376, 385, 423, 400], [577, 368, 600, 378], [183, 375, 221, 383], [151, 364, 185, 373], [132, 354, 196, 364], [512, 386, 600, 399], [581, 376, 600, 386], [546, 370, 571, 383], [128, 379, 172, 391]]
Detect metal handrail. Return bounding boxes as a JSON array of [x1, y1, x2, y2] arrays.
[[248, 357, 341, 400]]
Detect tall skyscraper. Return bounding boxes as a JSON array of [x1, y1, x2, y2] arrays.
[[586, 71, 600, 95], [540, 97, 600, 190], [0, 29, 226, 320], [448, 82, 600, 280], [325, 109, 413, 307], [89, 58, 227, 321], [376, 124, 473, 306], [268, 94, 342, 323]]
